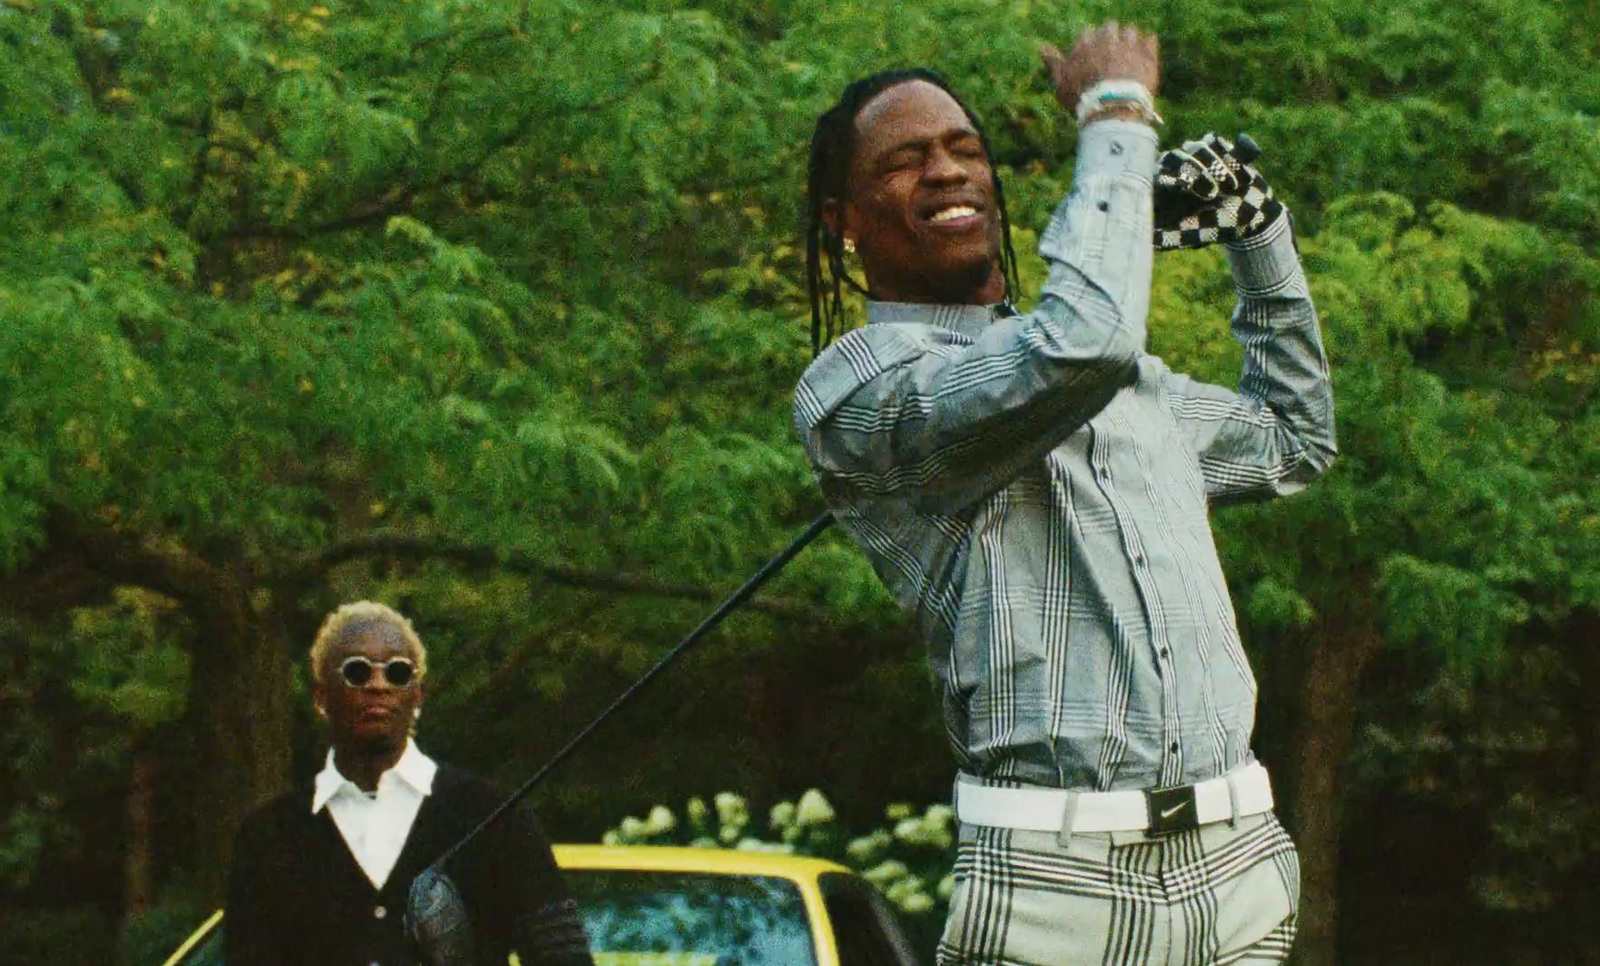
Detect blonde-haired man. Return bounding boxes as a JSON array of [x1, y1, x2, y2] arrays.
[[225, 601, 593, 966]]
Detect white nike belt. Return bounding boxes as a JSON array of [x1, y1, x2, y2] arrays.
[[954, 762, 1275, 837]]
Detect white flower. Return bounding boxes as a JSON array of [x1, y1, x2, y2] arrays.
[[897, 892, 935, 915], [619, 816, 647, 841], [770, 800, 797, 829], [846, 832, 889, 864], [936, 874, 956, 901], [924, 804, 955, 829], [900, 811, 952, 849], [863, 860, 909, 886], [885, 802, 914, 822], [886, 875, 925, 902], [796, 789, 836, 826], [686, 797, 709, 827], [645, 805, 677, 835], [715, 792, 749, 829], [893, 817, 929, 845]]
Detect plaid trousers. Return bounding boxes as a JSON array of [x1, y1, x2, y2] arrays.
[[937, 812, 1300, 966]]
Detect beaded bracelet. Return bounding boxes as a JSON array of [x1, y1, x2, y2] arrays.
[[1075, 79, 1163, 126]]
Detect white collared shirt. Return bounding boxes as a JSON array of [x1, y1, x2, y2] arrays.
[[312, 740, 438, 889]]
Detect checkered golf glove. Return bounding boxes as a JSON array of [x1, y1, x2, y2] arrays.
[[1153, 133, 1284, 251]]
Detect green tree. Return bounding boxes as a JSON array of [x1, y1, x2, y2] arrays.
[[0, 0, 854, 907]]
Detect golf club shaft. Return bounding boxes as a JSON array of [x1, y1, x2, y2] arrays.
[[430, 510, 836, 870]]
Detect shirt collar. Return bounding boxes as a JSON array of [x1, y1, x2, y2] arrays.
[[312, 740, 438, 813], [866, 300, 1014, 340]]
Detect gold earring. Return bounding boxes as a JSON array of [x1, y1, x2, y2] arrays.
[[843, 237, 856, 254]]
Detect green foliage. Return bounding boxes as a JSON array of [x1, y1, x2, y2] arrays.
[[0, 906, 116, 966], [1198, 192, 1600, 675], [0, 591, 187, 891], [68, 589, 190, 728], [117, 894, 210, 966]]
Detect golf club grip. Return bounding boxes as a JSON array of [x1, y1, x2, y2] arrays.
[[426, 511, 837, 870]]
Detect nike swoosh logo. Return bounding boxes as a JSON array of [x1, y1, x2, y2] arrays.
[[1160, 802, 1189, 819]]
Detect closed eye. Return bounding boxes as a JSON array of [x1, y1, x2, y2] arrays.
[[879, 148, 926, 174], [950, 135, 985, 158]]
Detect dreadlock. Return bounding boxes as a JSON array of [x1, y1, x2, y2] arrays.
[[805, 68, 1022, 358]]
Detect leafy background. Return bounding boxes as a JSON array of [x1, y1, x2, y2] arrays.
[[3, 0, 1599, 964]]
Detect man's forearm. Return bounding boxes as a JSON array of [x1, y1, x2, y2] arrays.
[[1037, 118, 1160, 343], [1225, 217, 1338, 475]]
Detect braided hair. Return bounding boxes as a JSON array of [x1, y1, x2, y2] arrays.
[[805, 68, 1021, 357]]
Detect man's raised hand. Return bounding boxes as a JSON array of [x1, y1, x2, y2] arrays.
[[1153, 133, 1286, 251], [1040, 21, 1159, 119]]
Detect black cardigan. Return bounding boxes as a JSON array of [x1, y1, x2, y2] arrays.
[[225, 763, 593, 966]]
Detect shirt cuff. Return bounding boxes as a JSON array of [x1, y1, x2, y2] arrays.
[[1038, 120, 1159, 262], [1224, 214, 1301, 295], [1073, 119, 1160, 181]]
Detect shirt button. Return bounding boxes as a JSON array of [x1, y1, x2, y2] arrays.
[[1097, 200, 1109, 212], [1158, 648, 1170, 660], [1110, 141, 1125, 155], [1170, 741, 1180, 754], [374, 906, 386, 919], [1133, 553, 1146, 567]]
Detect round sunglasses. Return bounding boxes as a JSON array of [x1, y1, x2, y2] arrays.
[[339, 655, 418, 689]]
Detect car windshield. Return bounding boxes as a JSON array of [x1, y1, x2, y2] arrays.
[[566, 869, 818, 966]]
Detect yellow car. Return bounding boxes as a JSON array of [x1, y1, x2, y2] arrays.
[[161, 845, 923, 966]]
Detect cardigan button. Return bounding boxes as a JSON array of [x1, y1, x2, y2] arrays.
[[374, 905, 387, 919]]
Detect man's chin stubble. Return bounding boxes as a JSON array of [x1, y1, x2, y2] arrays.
[[345, 731, 404, 756], [922, 256, 998, 304]]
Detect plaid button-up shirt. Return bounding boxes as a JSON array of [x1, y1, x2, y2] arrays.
[[793, 121, 1336, 792]]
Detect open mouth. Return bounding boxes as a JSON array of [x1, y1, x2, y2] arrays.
[[921, 200, 985, 232]]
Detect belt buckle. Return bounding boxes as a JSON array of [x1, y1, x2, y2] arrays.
[[1145, 784, 1200, 836]]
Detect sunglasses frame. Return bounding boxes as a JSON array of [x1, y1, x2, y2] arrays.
[[338, 655, 419, 689]]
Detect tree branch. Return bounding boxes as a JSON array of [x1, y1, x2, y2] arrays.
[[45, 511, 223, 607], [213, 52, 665, 244], [170, 104, 214, 234], [1, 547, 116, 618], [295, 531, 836, 623]]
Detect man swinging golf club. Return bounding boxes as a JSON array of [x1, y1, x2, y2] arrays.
[[794, 21, 1336, 966]]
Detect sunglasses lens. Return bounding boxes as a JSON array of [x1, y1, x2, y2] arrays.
[[341, 659, 373, 687], [339, 657, 415, 688], [384, 660, 415, 688]]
